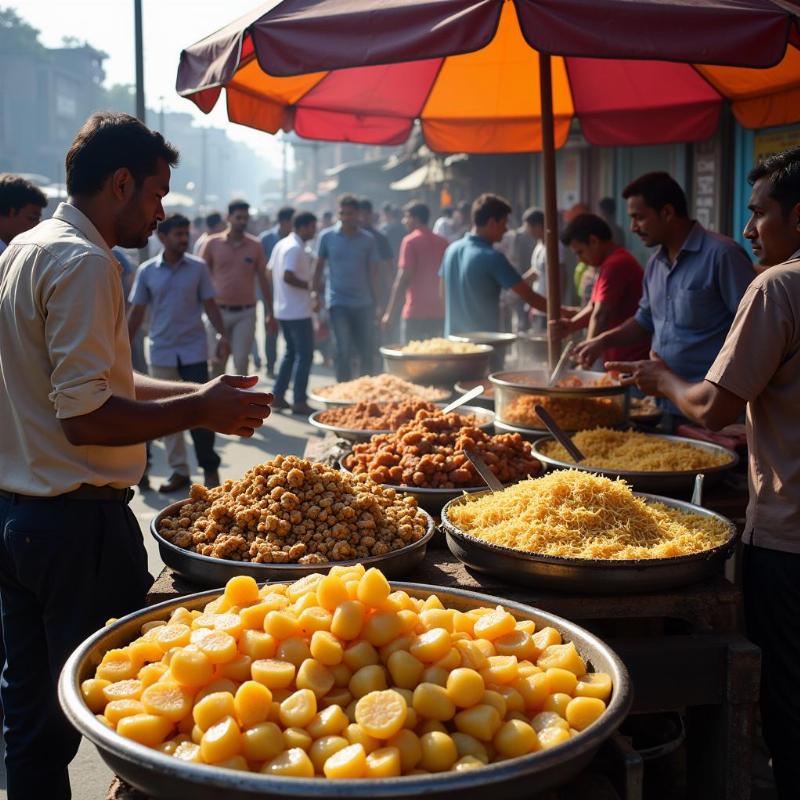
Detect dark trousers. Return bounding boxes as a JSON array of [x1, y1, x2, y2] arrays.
[[273, 318, 314, 405], [742, 542, 800, 800], [265, 328, 278, 373], [330, 304, 375, 383], [0, 495, 152, 800]]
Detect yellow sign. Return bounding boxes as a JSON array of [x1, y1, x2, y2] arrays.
[[753, 126, 800, 165]]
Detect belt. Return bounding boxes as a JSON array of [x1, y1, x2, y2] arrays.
[[218, 303, 255, 311], [0, 485, 134, 504]]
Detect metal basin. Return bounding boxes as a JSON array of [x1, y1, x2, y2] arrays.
[[448, 332, 517, 371], [151, 501, 435, 588], [531, 433, 739, 494], [60, 583, 631, 800], [381, 343, 492, 387], [441, 490, 737, 594], [308, 404, 495, 443], [308, 381, 451, 409]]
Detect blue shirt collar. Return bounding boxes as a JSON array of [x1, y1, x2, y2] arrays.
[[157, 251, 188, 269], [655, 221, 703, 266]]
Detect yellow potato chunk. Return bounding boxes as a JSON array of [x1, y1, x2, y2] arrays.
[[565, 697, 606, 731], [419, 608, 455, 632], [173, 740, 202, 762], [307, 704, 349, 739], [234, 681, 272, 728], [451, 732, 488, 764], [362, 611, 404, 648], [349, 665, 388, 699], [238, 602, 271, 631], [213, 754, 249, 771], [543, 692, 572, 719], [200, 715, 241, 763], [446, 668, 485, 709], [117, 713, 173, 747], [574, 672, 612, 701], [365, 746, 401, 778], [321, 688, 353, 709], [104, 699, 146, 727], [299, 607, 332, 636], [330, 662, 353, 688], [309, 735, 349, 773], [102, 679, 143, 703], [357, 568, 391, 609], [494, 630, 538, 661], [481, 690, 507, 718], [514, 672, 550, 712], [412, 683, 455, 722], [472, 609, 516, 641], [387, 650, 425, 690], [310, 630, 344, 666], [251, 658, 296, 690], [194, 679, 237, 704], [224, 575, 259, 607], [421, 666, 449, 687], [343, 641, 379, 672], [454, 755, 485, 772], [481, 655, 519, 685], [538, 727, 571, 750], [496, 685, 525, 714], [138, 663, 168, 689], [218, 654, 252, 683], [170, 650, 213, 688], [154, 624, 192, 652], [546, 667, 578, 696], [81, 678, 111, 713], [96, 649, 137, 682], [410, 628, 451, 663], [531, 711, 570, 733], [262, 747, 315, 777], [296, 658, 335, 699], [317, 575, 350, 611], [387, 728, 422, 771], [453, 704, 502, 741], [279, 688, 317, 728], [141, 682, 193, 723], [344, 723, 380, 754], [532, 627, 562, 651], [355, 689, 407, 739], [283, 726, 313, 751], [330, 601, 366, 641], [419, 731, 457, 772], [128, 638, 164, 666], [537, 642, 587, 676], [241, 721, 284, 762], [238, 630, 277, 661], [264, 611, 301, 641], [324, 742, 367, 779], [193, 691, 236, 732], [493, 719, 539, 758], [276, 637, 311, 667]]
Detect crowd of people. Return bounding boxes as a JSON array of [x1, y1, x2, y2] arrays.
[[0, 109, 799, 800]]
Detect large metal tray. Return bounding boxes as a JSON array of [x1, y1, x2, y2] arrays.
[[60, 582, 632, 800], [441, 490, 737, 594], [490, 368, 628, 397], [531, 433, 739, 494], [308, 383, 451, 409], [308, 404, 495, 443], [151, 500, 435, 588], [381, 342, 492, 387]]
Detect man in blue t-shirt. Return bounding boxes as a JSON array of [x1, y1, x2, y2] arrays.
[[313, 194, 381, 381], [441, 193, 547, 336]]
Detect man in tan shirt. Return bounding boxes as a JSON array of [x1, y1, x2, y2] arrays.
[[198, 198, 277, 376], [606, 147, 800, 798], [0, 112, 273, 800]]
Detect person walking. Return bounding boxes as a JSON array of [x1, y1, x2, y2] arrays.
[[259, 206, 295, 376], [191, 209, 225, 255], [127, 213, 229, 492], [313, 194, 382, 382], [381, 201, 448, 342], [381, 202, 407, 261], [0, 174, 47, 255], [199, 199, 277, 376], [358, 197, 395, 336], [269, 211, 318, 415], [0, 111, 273, 800]]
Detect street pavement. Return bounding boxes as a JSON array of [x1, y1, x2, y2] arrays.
[[0, 351, 336, 800]]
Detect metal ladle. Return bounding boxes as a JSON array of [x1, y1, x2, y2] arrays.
[[463, 447, 503, 492], [534, 404, 586, 463], [442, 383, 485, 414]]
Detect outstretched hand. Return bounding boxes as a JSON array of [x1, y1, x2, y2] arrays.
[[197, 374, 273, 437]]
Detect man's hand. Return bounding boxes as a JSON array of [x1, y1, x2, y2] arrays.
[[196, 374, 273, 437], [265, 315, 279, 336], [570, 336, 605, 369], [380, 312, 392, 331], [604, 353, 671, 395], [311, 292, 321, 313], [548, 317, 573, 340], [215, 336, 231, 362], [375, 306, 385, 324]]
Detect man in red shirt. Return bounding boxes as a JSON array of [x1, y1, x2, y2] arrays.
[[551, 213, 649, 363], [381, 201, 449, 342]]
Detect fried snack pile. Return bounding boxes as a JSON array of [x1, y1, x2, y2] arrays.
[[502, 394, 623, 431], [82, 566, 612, 778], [158, 456, 428, 564], [539, 428, 733, 472], [343, 411, 540, 489], [317, 400, 479, 432], [400, 338, 484, 354], [316, 374, 449, 404], [446, 471, 731, 560]]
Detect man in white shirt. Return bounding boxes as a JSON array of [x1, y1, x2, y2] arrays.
[[0, 174, 47, 254], [269, 211, 318, 415]]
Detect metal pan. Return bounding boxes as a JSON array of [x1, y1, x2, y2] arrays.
[[151, 501, 436, 588], [454, 379, 495, 410], [441, 490, 738, 594], [308, 383, 451, 409], [308, 405, 496, 443], [381, 343, 492, 387], [531, 433, 739, 493], [60, 582, 631, 800]]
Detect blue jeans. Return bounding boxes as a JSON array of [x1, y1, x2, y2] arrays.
[[329, 304, 375, 383], [0, 495, 152, 799], [273, 318, 314, 405]]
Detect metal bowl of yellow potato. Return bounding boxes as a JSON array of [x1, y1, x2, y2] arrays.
[[60, 581, 631, 799]]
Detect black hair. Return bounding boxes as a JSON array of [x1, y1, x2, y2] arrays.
[[338, 194, 359, 210], [622, 172, 688, 218], [748, 147, 800, 217], [598, 197, 616, 216], [294, 211, 317, 229], [0, 174, 47, 215], [560, 213, 612, 245], [523, 207, 544, 227], [228, 198, 249, 215], [158, 213, 190, 235], [65, 112, 178, 197], [357, 197, 373, 213], [472, 193, 512, 227], [277, 206, 295, 223], [205, 211, 222, 228], [403, 201, 430, 225]]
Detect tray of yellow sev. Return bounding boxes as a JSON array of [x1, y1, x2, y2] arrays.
[[531, 429, 738, 493], [440, 471, 737, 594]]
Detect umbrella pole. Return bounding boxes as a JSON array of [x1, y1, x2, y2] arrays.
[[539, 52, 562, 371]]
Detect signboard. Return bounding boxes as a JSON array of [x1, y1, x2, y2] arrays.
[[693, 137, 720, 232], [753, 126, 800, 165]]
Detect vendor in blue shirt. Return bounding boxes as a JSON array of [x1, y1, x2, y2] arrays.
[[572, 172, 755, 419], [441, 193, 547, 337]]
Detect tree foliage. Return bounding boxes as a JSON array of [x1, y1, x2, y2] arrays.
[[0, 7, 44, 53]]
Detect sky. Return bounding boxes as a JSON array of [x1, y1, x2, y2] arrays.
[[12, 0, 284, 168]]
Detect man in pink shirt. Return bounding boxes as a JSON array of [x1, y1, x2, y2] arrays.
[[199, 199, 276, 375], [381, 201, 448, 342]]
